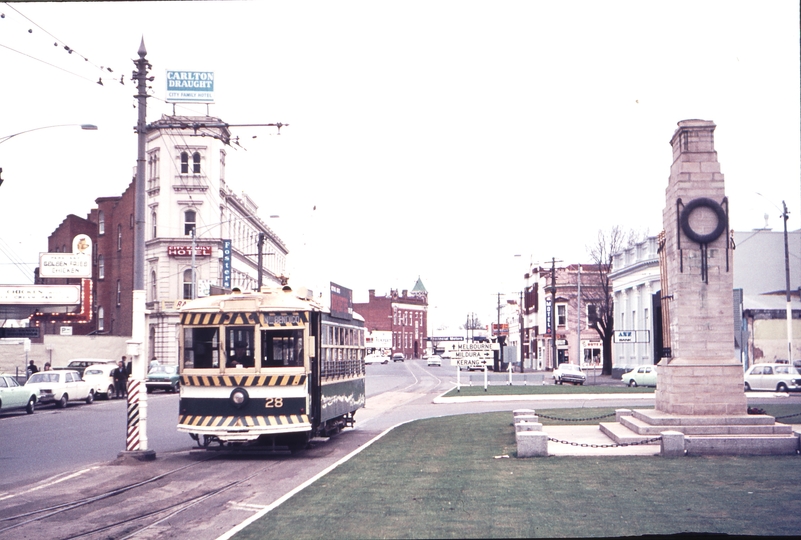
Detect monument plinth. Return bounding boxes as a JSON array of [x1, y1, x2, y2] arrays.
[[600, 120, 799, 455], [655, 119, 746, 416]]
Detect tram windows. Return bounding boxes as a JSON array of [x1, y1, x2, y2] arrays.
[[226, 327, 255, 368], [183, 327, 220, 369], [261, 329, 304, 367]]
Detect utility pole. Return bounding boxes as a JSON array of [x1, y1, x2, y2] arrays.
[[519, 290, 524, 373], [123, 38, 153, 459], [543, 257, 560, 370], [783, 201, 793, 364], [257, 232, 265, 290]]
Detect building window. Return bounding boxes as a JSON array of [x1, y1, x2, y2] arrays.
[[183, 269, 194, 300], [117, 224, 122, 251], [184, 210, 196, 236], [151, 211, 157, 239], [587, 304, 598, 327], [557, 304, 567, 327], [98, 211, 105, 235], [192, 152, 201, 174], [180, 151, 189, 174], [150, 270, 157, 302], [98, 255, 105, 280], [147, 148, 160, 190], [220, 150, 226, 181], [97, 306, 105, 331], [116, 280, 121, 306], [130, 214, 134, 229]]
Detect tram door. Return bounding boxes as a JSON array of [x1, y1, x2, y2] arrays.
[[309, 312, 322, 427]]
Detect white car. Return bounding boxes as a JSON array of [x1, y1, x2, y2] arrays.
[[744, 363, 801, 392], [621, 365, 658, 387], [0, 374, 39, 414], [83, 364, 117, 399], [426, 354, 442, 367], [364, 353, 390, 365], [552, 363, 586, 385], [25, 370, 94, 408]]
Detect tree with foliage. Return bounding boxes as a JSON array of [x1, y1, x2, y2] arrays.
[[583, 226, 629, 375]]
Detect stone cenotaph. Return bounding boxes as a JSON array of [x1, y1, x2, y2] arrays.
[[601, 119, 799, 455]]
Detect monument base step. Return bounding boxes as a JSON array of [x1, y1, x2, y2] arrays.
[[601, 408, 800, 456]]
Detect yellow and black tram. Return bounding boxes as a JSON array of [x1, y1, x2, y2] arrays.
[[176, 284, 366, 449]]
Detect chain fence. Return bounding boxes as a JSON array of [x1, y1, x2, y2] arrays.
[[547, 435, 662, 448], [535, 412, 617, 422]]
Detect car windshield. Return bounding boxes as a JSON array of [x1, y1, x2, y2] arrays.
[[27, 372, 59, 384], [562, 365, 579, 371], [148, 365, 177, 375], [84, 369, 104, 376]]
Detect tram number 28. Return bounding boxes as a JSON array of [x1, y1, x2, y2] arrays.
[[265, 398, 284, 408]]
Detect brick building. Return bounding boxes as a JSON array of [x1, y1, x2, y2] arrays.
[[36, 115, 288, 364], [354, 278, 428, 359]]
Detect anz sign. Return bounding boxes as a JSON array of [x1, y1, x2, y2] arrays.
[[615, 330, 649, 343]]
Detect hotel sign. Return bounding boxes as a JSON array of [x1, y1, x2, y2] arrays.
[[167, 245, 212, 256], [166, 70, 215, 103]]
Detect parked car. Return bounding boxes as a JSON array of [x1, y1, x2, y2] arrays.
[[744, 363, 801, 392], [146, 364, 181, 393], [0, 374, 38, 414], [25, 370, 94, 408], [83, 364, 117, 399], [552, 363, 586, 385], [621, 365, 658, 387], [364, 353, 390, 365], [61, 358, 116, 378], [426, 354, 442, 367], [392, 353, 405, 362]]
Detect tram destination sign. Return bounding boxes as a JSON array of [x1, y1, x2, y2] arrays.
[[0, 327, 40, 338]]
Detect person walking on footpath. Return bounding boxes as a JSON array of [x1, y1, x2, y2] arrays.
[[26, 360, 39, 377], [113, 360, 129, 399]]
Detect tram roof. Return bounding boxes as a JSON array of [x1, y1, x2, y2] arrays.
[[179, 285, 324, 313]]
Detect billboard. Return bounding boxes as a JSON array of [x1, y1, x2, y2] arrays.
[[39, 234, 92, 278], [329, 282, 353, 320], [166, 70, 215, 103]]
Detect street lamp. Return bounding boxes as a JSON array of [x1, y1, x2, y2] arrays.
[[0, 124, 97, 145], [0, 124, 97, 188]]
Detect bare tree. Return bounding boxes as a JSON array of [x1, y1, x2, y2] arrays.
[[584, 227, 628, 375]]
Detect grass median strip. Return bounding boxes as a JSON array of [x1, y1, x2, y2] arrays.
[[234, 406, 801, 539], [443, 384, 654, 397]]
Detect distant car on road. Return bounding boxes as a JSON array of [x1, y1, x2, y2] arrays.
[[364, 353, 390, 365], [0, 374, 38, 414], [25, 370, 94, 408], [146, 364, 181, 393], [426, 355, 442, 367], [392, 353, 405, 362], [621, 365, 658, 387], [744, 363, 801, 392], [553, 363, 586, 385]]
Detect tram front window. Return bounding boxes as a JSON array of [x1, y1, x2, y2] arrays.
[[226, 327, 255, 368], [183, 327, 220, 369], [262, 329, 304, 367]]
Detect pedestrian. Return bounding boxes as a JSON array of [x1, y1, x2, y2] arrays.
[[27, 360, 39, 377], [43, 362, 52, 371], [113, 360, 129, 399]]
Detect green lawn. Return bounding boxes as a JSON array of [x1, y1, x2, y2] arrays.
[[235, 405, 801, 539]]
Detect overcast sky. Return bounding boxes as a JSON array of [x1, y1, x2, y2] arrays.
[[0, 1, 798, 331]]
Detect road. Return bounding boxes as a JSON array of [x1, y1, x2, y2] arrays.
[[0, 361, 788, 539]]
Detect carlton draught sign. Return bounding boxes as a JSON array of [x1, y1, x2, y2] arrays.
[[166, 70, 215, 103]]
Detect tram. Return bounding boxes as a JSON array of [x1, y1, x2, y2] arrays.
[[176, 284, 366, 449]]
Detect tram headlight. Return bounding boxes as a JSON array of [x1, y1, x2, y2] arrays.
[[230, 387, 249, 409]]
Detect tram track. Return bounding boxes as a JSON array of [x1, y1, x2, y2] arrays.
[[0, 449, 295, 540]]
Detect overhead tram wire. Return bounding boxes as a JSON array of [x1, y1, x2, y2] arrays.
[[1, 3, 126, 86]]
